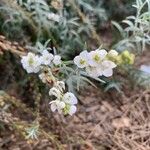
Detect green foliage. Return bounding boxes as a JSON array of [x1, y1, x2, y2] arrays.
[[76, 0, 108, 23], [112, 0, 150, 52], [104, 80, 122, 93], [129, 68, 150, 89], [0, 0, 98, 58], [26, 123, 39, 139], [0, 0, 136, 59]]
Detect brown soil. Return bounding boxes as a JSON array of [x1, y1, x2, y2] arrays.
[[1, 85, 150, 150]]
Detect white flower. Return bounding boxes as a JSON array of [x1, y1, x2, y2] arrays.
[[86, 66, 102, 78], [68, 105, 77, 116], [49, 88, 78, 116], [40, 50, 54, 65], [55, 81, 65, 92], [49, 87, 61, 98], [53, 55, 61, 65], [63, 92, 78, 105], [74, 56, 86, 68], [39, 73, 47, 83], [47, 13, 60, 22], [88, 49, 107, 66], [100, 60, 117, 77], [21, 52, 41, 73], [62, 92, 78, 116], [50, 100, 65, 113], [74, 50, 89, 68], [108, 50, 118, 57]]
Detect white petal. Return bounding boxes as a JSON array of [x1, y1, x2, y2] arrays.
[[50, 103, 57, 112], [86, 66, 100, 78], [88, 51, 102, 66], [28, 52, 35, 57], [63, 92, 78, 104], [57, 101, 66, 109], [21, 56, 27, 65], [53, 55, 61, 65], [96, 66, 103, 76], [68, 105, 77, 116], [110, 62, 117, 68], [87, 59, 97, 67], [74, 56, 81, 66], [49, 87, 61, 98], [103, 68, 113, 77], [108, 50, 118, 57], [96, 49, 107, 59], [102, 60, 116, 69], [26, 68, 33, 73], [40, 50, 54, 65], [55, 81, 65, 91], [74, 55, 87, 68], [80, 50, 89, 58], [39, 73, 47, 83], [35, 56, 42, 65], [42, 50, 49, 55]]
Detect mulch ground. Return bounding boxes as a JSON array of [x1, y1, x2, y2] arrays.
[[0, 86, 149, 150], [0, 46, 150, 150]]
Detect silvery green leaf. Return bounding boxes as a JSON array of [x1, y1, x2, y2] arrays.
[[111, 21, 125, 38], [126, 16, 136, 20], [122, 20, 134, 27]]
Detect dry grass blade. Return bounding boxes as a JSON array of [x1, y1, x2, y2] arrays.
[[0, 35, 26, 56], [97, 90, 150, 150]]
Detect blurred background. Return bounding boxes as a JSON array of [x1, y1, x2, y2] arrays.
[[0, 0, 150, 149]]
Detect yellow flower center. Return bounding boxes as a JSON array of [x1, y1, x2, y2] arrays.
[[93, 55, 100, 62], [28, 57, 34, 65], [63, 104, 71, 115], [80, 59, 86, 65]]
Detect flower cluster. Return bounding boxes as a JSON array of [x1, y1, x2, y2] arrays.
[[74, 49, 118, 78], [21, 48, 135, 116], [21, 50, 61, 74], [21, 50, 78, 116], [49, 81, 77, 115]]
